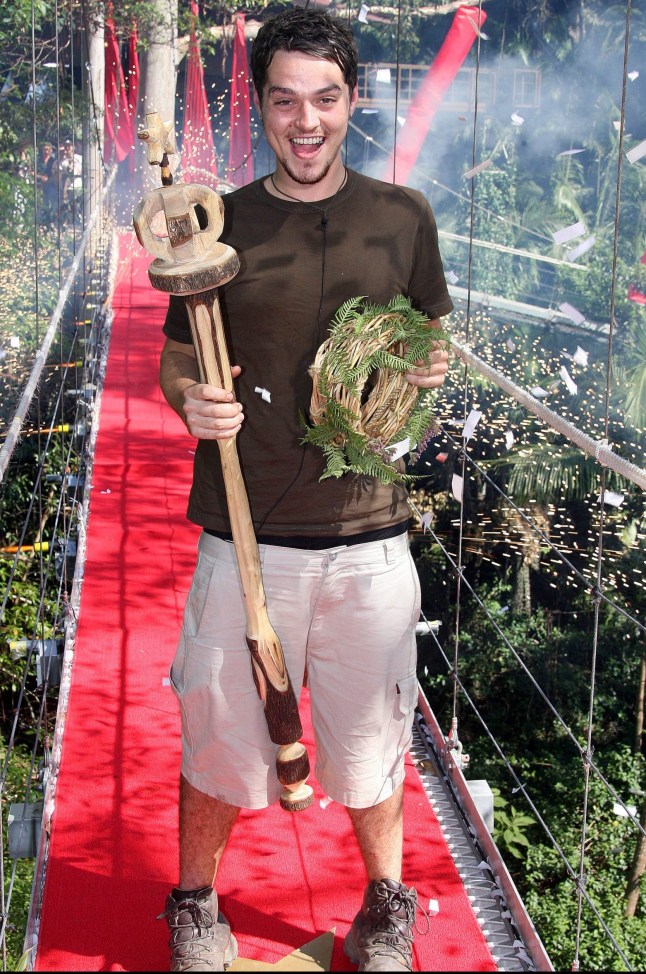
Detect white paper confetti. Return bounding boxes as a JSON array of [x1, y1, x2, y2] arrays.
[[556, 148, 585, 157], [626, 139, 646, 164], [420, 512, 433, 533], [510, 112, 524, 126], [628, 70, 639, 81], [376, 67, 391, 84], [505, 430, 515, 450], [254, 386, 271, 403], [567, 235, 595, 262], [559, 365, 578, 395], [100, 488, 112, 494], [552, 221, 585, 245], [464, 159, 493, 179], [10, 335, 20, 348], [531, 386, 549, 398], [601, 490, 624, 508], [358, 3, 369, 23], [573, 346, 589, 367], [387, 436, 410, 462], [613, 801, 637, 818], [428, 899, 440, 916], [452, 473, 464, 503], [320, 795, 334, 809], [506, 338, 516, 352], [463, 409, 482, 442], [445, 270, 459, 285], [558, 302, 585, 325], [162, 677, 171, 686]]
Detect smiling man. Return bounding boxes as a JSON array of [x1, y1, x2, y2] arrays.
[[158, 8, 453, 973]]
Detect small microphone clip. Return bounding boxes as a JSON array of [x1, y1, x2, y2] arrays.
[[320, 214, 329, 229]]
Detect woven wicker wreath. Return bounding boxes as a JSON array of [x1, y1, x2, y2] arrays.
[[302, 295, 447, 484]]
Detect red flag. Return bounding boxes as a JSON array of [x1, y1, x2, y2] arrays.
[[104, 10, 133, 164], [628, 284, 646, 305], [127, 26, 140, 174], [182, 1, 219, 187], [381, 5, 487, 185], [228, 13, 254, 187]]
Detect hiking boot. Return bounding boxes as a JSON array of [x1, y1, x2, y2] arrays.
[[344, 878, 422, 972], [158, 886, 238, 972]]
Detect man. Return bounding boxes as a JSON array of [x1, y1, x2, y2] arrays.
[[58, 139, 82, 212], [158, 8, 452, 972], [36, 141, 57, 224]]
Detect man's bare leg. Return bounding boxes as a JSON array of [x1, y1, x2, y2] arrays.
[[346, 784, 404, 881], [345, 785, 418, 971], [178, 774, 240, 889]]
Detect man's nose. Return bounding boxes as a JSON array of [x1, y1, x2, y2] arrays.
[[296, 102, 319, 130]]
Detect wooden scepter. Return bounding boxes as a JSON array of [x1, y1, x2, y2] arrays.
[[133, 111, 313, 812]]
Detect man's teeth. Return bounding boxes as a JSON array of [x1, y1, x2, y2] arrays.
[[291, 137, 323, 145]]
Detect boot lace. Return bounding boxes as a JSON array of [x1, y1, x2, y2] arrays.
[[158, 897, 215, 963], [367, 885, 430, 963]]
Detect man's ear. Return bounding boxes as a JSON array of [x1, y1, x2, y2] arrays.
[[253, 90, 262, 116], [349, 83, 359, 117]]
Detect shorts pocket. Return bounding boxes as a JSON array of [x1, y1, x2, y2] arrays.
[[382, 672, 418, 776], [183, 550, 216, 639]]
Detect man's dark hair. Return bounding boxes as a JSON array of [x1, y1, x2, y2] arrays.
[[251, 8, 359, 100]]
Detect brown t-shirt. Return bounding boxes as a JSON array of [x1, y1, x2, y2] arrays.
[[163, 169, 453, 539]]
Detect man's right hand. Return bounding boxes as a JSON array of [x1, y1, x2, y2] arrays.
[[182, 369, 244, 440], [160, 338, 244, 440]]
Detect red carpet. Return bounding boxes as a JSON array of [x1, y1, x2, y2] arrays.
[[34, 231, 496, 972]]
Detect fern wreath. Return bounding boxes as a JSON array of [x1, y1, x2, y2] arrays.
[[302, 295, 449, 485]]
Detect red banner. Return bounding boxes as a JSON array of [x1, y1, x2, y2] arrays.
[[228, 13, 254, 187], [381, 5, 487, 185], [628, 284, 646, 305], [182, 1, 219, 187], [104, 13, 133, 165]]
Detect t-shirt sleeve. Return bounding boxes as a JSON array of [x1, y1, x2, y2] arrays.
[[408, 194, 454, 321], [163, 294, 193, 344]]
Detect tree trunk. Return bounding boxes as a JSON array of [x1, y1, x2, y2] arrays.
[[511, 555, 531, 617], [625, 798, 646, 917], [634, 653, 645, 754], [83, 7, 104, 258], [137, 0, 179, 188]]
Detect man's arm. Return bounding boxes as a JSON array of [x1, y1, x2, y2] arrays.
[[159, 337, 244, 440]]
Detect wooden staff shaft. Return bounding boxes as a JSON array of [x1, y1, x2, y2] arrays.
[[185, 291, 313, 809]]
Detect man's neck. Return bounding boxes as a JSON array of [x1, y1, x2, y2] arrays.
[[266, 164, 348, 203]]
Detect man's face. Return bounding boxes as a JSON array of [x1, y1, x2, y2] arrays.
[[255, 50, 357, 188]]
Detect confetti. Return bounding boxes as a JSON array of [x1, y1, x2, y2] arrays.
[[552, 221, 585, 245], [566, 236, 595, 262], [254, 386, 271, 403], [387, 436, 411, 462], [559, 366, 577, 395], [463, 409, 482, 442], [558, 302, 585, 325], [420, 512, 433, 533], [626, 139, 646, 164], [464, 159, 493, 179], [452, 473, 464, 502], [601, 490, 624, 508]]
